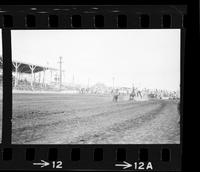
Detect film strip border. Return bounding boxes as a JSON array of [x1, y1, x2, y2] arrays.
[[0, 5, 186, 29], [0, 145, 181, 170], [0, 5, 185, 171]]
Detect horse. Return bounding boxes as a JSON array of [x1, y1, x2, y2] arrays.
[[137, 90, 143, 99], [112, 90, 120, 102], [129, 90, 136, 100]]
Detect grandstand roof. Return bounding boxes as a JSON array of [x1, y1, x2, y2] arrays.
[[0, 56, 58, 73]]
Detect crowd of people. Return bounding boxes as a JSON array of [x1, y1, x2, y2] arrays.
[[12, 78, 54, 91], [111, 86, 180, 102], [139, 88, 179, 100], [11, 78, 180, 101]]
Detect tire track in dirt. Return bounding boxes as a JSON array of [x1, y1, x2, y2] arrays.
[[13, 99, 148, 119], [12, 101, 157, 144], [12, 100, 152, 130], [54, 101, 161, 144], [120, 101, 180, 144], [69, 101, 166, 144], [12, 120, 67, 143]]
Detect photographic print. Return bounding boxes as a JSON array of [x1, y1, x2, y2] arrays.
[[11, 29, 180, 144]]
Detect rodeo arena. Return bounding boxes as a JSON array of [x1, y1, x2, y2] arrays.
[[0, 56, 181, 144]]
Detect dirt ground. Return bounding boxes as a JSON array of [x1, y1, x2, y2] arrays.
[[10, 93, 180, 144]]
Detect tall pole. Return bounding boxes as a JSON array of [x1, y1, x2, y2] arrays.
[[87, 78, 90, 88], [50, 70, 52, 83], [14, 63, 18, 88], [29, 65, 36, 90], [39, 72, 41, 83], [13, 62, 21, 88], [58, 56, 63, 90], [72, 74, 74, 85], [112, 77, 115, 90], [62, 70, 65, 85], [43, 69, 45, 88]]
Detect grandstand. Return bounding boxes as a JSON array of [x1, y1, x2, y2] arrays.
[[0, 56, 60, 91]]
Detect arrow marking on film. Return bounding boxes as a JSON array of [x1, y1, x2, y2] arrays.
[[33, 160, 50, 168], [115, 161, 132, 169]]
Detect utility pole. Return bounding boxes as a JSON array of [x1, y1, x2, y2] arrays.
[[112, 77, 115, 90], [72, 74, 75, 85], [62, 70, 65, 85], [58, 56, 63, 90], [87, 78, 90, 88]]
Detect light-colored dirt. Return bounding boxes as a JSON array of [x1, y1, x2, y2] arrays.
[[11, 93, 180, 144]]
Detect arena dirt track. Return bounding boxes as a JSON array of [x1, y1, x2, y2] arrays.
[[11, 93, 180, 144]]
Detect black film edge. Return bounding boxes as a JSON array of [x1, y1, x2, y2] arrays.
[[0, 5, 186, 171]]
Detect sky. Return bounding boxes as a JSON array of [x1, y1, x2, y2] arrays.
[[0, 29, 180, 91]]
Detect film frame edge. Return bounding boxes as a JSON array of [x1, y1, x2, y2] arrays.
[[0, 4, 186, 171]]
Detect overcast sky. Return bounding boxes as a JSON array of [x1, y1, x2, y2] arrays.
[[0, 29, 180, 91]]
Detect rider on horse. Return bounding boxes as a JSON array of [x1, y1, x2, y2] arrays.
[[129, 85, 136, 100], [113, 89, 120, 102]]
